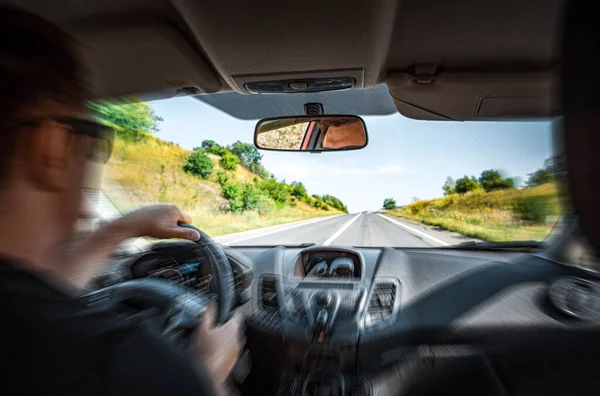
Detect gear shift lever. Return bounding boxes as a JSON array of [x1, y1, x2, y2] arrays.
[[313, 308, 329, 343], [312, 291, 332, 343]]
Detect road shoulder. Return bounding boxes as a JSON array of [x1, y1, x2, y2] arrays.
[[378, 213, 480, 246], [215, 214, 343, 245]]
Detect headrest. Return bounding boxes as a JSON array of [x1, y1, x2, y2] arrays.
[[562, 0, 600, 252]]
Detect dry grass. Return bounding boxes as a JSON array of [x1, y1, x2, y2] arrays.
[[385, 184, 564, 242], [103, 137, 337, 236]]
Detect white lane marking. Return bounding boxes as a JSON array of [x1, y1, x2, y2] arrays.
[[377, 214, 450, 246], [220, 215, 342, 245], [323, 213, 362, 246]]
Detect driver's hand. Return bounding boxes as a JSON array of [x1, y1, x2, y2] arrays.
[[193, 306, 243, 395], [114, 204, 200, 241]]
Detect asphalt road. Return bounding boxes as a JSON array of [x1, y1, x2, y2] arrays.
[[222, 213, 476, 247]]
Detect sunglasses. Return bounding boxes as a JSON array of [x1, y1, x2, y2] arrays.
[[54, 117, 115, 163]]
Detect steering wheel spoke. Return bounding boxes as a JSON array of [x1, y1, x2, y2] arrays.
[[81, 224, 236, 347]]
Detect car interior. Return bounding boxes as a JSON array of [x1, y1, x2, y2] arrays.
[[10, 0, 600, 395]]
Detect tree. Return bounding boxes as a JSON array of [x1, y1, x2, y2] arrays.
[[247, 162, 269, 178], [219, 152, 239, 171], [229, 141, 262, 168], [526, 158, 555, 187], [478, 169, 514, 192], [454, 176, 480, 194], [290, 181, 308, 199], [201, 140, 221, 153], [183, 148, 214, 179], [89, 101, 163, 141], [321, 195, 348, 213], [383, 198, 397, 210], [442, 177, 456, 196]]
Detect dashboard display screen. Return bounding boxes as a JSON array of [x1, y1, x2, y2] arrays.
[[300, 250, 362, 279]]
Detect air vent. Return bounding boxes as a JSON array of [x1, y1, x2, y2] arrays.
[[549, 277, 600, 321], [260, 277, 279, 312], [366, 282, 397, 326]]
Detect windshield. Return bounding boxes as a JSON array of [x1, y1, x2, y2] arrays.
[[98, 98, 565, 248]]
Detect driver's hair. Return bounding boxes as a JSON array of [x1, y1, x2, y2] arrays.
[[0, 5, 85, 181]]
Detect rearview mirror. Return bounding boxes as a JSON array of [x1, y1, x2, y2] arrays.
[[254, 115, 368, 152]]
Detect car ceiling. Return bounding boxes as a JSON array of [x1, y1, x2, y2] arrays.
[[10, 0, 566, 120]]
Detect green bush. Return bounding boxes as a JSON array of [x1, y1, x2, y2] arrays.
[[241, 184, 261, 211], [183, 148, 214, 179], [256, 178, 290, 204], [322, 194, 348, 212], [212, 146, 230, 157], [220, 181, 276, 214], [222, 182, 244, 212], [526, 158, 555, 187], [512, 195, 557, 223], [438, 194, 459, 209], [291, 182, 308, 199], [216, 171, 230, 186], [255, 195, 276, 215], [201, 140, 220, 153], [408, 201, 426, 215], [455, 176, 481, 194], [311, 197, 328, 210], [247, 162, 270, 178], [478, 169, 514, 192], [383, 198, 397, 210], [219, 152, 239, 171]]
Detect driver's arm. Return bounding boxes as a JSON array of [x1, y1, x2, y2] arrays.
[[54, 204, 242, 395], [46, 204, 200, 290]]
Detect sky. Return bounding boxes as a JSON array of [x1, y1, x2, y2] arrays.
[[150, 97, 556, 213]]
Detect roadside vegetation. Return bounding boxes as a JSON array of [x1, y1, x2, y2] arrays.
[[384, 162, 564, 242], [93, 101, 347, 236]]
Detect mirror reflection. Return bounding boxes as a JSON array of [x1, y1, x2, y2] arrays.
[[255, 116, 367, 152]]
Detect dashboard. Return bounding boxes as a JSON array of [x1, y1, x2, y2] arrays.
[[89, 242, 600, 395]]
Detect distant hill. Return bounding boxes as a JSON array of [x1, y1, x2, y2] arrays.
[[103, 136, 342, 236]]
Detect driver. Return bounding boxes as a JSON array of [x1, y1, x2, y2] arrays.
[[0, 5, 241, 395], [319, 117, 366, 149]]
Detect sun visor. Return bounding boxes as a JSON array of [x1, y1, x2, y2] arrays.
[[387, 71, 559, 121], [80, 23, 222, 100]]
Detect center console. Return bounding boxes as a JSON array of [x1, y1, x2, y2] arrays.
[[246, 247, 379, 395]]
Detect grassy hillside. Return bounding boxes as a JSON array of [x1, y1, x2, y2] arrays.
[[385, 184, 563, 242], [103, 136, 340, 236]]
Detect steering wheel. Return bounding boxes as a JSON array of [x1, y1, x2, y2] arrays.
[[84, 224, 235, 342]]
